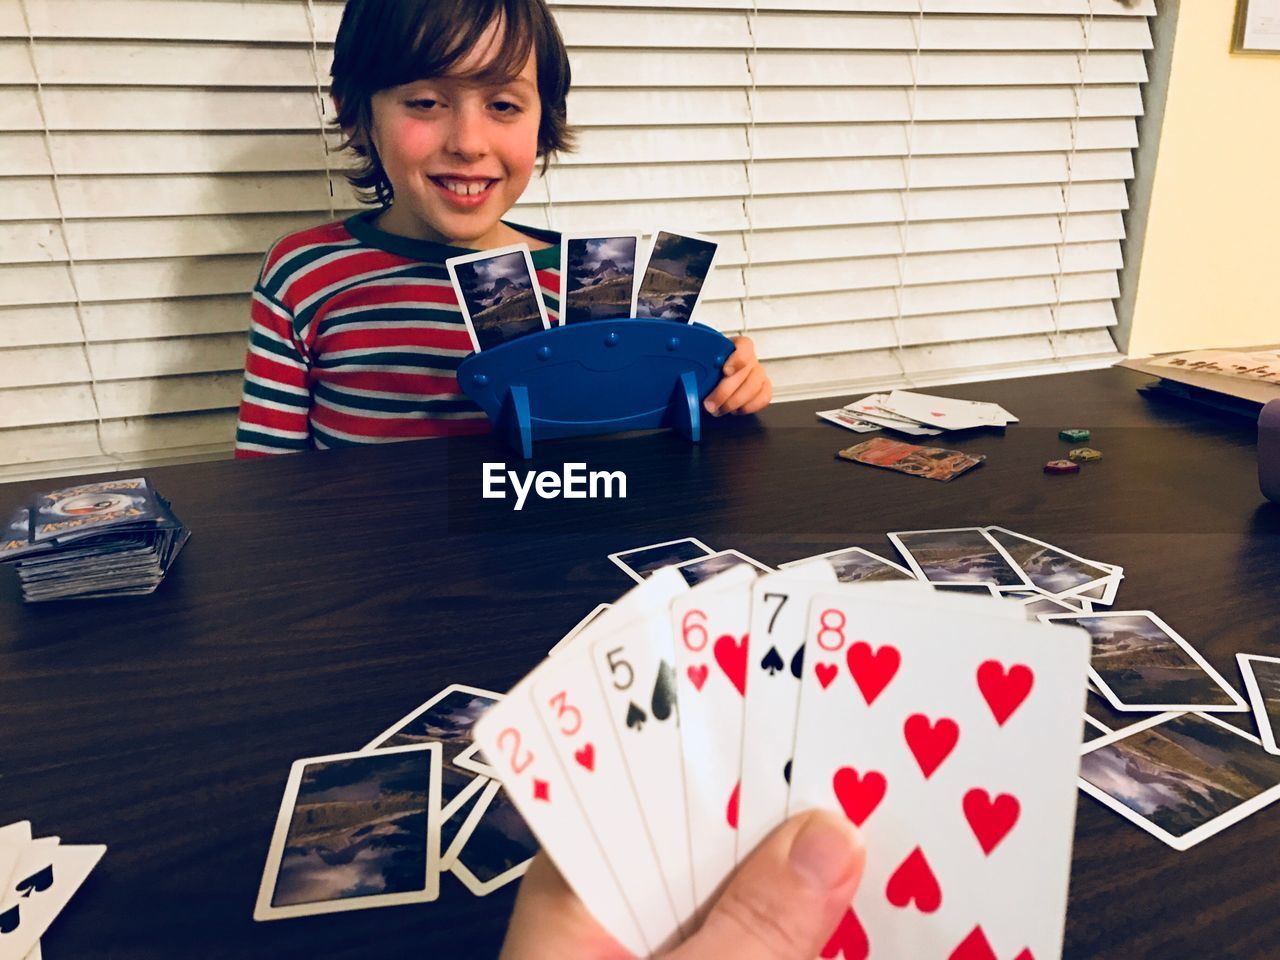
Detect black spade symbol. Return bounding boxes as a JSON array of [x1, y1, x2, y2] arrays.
[[789, 645, 805, 679], [651, 660, 676, 722], [0, 904, 19, 934], [760, 646, 784, 675], [15, 865, 52, 898], [783, 760, 793, 785], [625, 701, 647, 731]]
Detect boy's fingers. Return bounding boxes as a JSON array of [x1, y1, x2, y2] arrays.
[[705, 365, 752, 415], [669, 810, 865, 960], [723, 338, 757, 376], [717, 367, 767, 415], [731, 378, 772, 416]]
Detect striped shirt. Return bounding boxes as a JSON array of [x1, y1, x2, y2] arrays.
[[234, 211, 561, 458]]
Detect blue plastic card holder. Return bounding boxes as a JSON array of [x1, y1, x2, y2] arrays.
[[457, 318, 735, 458]]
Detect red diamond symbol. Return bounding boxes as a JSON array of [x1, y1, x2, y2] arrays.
[[533, 778, 550, 802]]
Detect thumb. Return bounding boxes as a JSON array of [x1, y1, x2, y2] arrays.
[[668, 810, 864, 960]]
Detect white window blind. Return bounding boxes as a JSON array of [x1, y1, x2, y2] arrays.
[[0, 0, 1155, 477]]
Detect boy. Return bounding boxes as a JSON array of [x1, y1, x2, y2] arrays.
[[234, 0, 772, 458]]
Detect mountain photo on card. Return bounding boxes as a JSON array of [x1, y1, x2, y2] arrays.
[[1079, 712, 1280, 850], [449, 785, 539, 896], [635, 230, 718, 324], [1040, 612, 1248, 713], [561, 234, 640, 324], [366, 684, 501, 767], [609, 537, 714, 583], [889, 528, 1031, 589], [254, 744, 441, 920], [1237, 654, 1280, 755], [446, 244, 549, 352], [674, 549, 772, 587], [984, 528, 1112, 597], [781, 546, 915, 584]]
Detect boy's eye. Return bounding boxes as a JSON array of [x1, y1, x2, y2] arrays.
[[491, 100, 522, 114], [405, 98, 438, 110]]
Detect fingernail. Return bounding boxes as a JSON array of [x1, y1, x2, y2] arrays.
[[788, 811, 862, 891], [724, 365, 736, 375], [704, 399, 718, 415]]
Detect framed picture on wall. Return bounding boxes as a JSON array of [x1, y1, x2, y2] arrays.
[[1234, 0, 1280, 52]]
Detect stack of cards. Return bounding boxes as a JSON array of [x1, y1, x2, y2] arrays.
[[475, 563, 1092, 957], [0, 821, 106, 960], [0, 478, 189, 602], [254, 684, 537, 921], [446, 230, 719, 353], [819, 391, 1018, 436]]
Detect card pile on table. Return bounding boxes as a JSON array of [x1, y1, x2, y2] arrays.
[[0, 820, 105, 960], [254, 685, 538, 921], [0, 478, 189, 602], [819, 391, 1018, 436], [475, 559, 1090, 957]]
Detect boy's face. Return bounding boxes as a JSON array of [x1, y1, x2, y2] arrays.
[[366, 23, 542, 251]]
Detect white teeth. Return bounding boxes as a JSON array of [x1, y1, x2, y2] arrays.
[[441, 179, 489, 197]]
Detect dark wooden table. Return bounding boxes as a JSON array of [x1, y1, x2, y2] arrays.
[[2, 366, 1277, 960]]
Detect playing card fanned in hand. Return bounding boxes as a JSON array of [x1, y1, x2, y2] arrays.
[[475, 563, 1090, 958]]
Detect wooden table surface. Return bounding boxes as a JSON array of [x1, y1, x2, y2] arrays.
[[2, 366, 1277, 960]]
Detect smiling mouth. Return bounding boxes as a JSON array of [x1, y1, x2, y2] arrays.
[[430, 176, 498, 197]]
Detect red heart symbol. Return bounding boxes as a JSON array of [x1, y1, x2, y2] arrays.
[[687, 664, 708, 691], [726, 780, 740, 829], [815, 662, 838, 689], [948, 926, 995, 960], [977, 660, 1034, 726], [532, 779, 550, 802], [846, 642, 900, 705], [903, 714, 959, 779], [885, 846, 941, 913], [1015, 952, 1034, 960], [963, 788, 1020, 855], [714, 632, 749, 697], [574, 743, 594, 771], [832, 767, 886, 826], [820, 907, 869, 959]]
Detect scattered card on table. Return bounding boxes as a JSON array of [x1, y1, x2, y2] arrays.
[[839, 438, 985, 482], [673, 549, 772, 586], [1079, 712, 1280, 850], [1237, 654, 1280, 755], [984, 527, 1112, 598], [609, 537, 714, 583], [888, 528, 1031, 590], [1039, 612, 1248, 713], [446, 784, 539, 896], [0, 840, 105, 960], [254, 744, 442, 920], [780, 546, 915, 584]]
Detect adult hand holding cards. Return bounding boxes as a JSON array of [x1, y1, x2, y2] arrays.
[[475, 563, 1091, 958]]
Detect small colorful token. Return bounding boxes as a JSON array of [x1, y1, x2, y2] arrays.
[[1068, 447, 1102, 463], [1059, 428, 1090, 442], [1044, 459, 1080, 475]]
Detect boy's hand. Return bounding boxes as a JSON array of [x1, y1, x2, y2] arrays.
[[705, 335, 773, 417], [499, 810, 865, 960]]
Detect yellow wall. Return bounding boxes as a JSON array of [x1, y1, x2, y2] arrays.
[[1128, 0, 1280, 355]]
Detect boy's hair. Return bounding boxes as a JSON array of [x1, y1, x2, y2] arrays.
[[331, 0, 576, 206]]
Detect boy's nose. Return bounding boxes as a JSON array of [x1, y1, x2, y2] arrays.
[[445, 103, 489, 160]]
